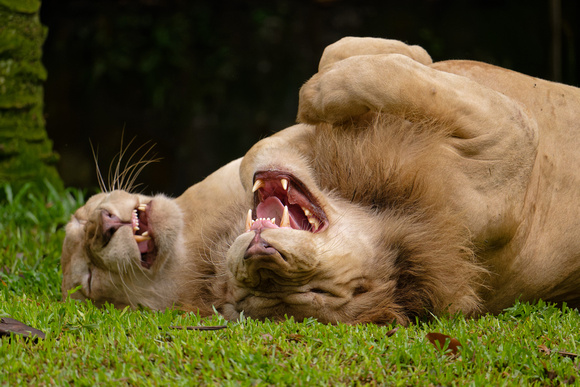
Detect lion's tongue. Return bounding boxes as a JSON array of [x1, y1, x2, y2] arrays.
[[256, 196, 301, 229], [137, 240, 151, 254], [136, 219, 153, 254], [256, 196, 284, 221]]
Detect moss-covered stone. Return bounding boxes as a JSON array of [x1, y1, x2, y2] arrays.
[[0, 0, 40, 14], [0, 2, 63, 191]]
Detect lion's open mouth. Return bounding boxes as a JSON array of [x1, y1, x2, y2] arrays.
[[247, 171, 328, 233], [131, 202, 157, 269]]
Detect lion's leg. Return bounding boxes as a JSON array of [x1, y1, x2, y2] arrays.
[[298, 53, 539, 249], [317, 37, 432, 70], [298, 53, 537, 141]]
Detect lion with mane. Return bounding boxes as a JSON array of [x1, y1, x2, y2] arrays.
[[62, 37, 580, 325]]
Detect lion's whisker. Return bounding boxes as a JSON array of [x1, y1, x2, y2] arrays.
[[119, 142, 160, 192], [90, 141, 108, 193]]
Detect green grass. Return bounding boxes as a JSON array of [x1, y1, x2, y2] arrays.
[[1, 183, 579, 386]]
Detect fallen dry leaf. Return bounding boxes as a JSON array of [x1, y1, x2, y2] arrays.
[[0, 317, 45, 341], [538, 344, 551, 355], [426, 332, 461, 357], [287, 333, 304, 342], [385, 327, 399, 337]]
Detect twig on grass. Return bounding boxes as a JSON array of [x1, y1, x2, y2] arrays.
[[160, 325, 228, 331]]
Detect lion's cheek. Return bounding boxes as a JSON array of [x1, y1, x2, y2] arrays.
[[97, 227, 142, 272]]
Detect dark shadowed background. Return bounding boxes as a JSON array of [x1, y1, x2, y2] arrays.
[[40, 0, 579, 196]]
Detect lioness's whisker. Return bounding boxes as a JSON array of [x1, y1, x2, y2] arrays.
[[120, 143, 160, 192], [90, 131, 161, 193], [90, 141, 108, 193]]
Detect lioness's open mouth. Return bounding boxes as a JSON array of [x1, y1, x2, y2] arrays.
[[131, 202, 157, 269], [247, 171, 328, 233]]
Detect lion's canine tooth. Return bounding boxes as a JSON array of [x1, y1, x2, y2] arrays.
[[252, 179, 264, 193], [141, 231, 149, 237], [281, 178, 289, 191], [138, 204, 147, 211], [280, 205, 290, 228], [303, 208, 312, 216], [134, 235, 151, 242], [245, 209, 252, 232]]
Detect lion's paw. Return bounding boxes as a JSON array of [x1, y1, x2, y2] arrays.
[[318, 37, 432, 70], [297, 64, 371, 125]]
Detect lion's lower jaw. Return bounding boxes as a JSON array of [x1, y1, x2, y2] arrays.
[[124, 242, 189, 310], [222, 302, 345, 324], [220, 289, 398, 325]]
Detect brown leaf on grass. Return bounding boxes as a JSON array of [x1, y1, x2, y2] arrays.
[[0, 317, 45, 341], [538, 344, 578, 359], [287, 333, 304, 342], [385, 327, 399, 337], [426, 332, 461, 357], [538, 344, 551, 355]]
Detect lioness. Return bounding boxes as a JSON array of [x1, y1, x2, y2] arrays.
[[61, 158, 247, 313], [222, 37, 580, 325]]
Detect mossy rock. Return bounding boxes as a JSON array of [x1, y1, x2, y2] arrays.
[[0, 2, 63, 192], [0, 0, 40, 14]]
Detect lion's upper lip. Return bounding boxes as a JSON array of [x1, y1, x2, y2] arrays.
[[247, 171, 328, 233]]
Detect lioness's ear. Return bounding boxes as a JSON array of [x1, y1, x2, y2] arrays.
[[318, 37, 432, 71]]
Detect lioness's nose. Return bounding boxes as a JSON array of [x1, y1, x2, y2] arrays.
[[101, 210, 126, 240]]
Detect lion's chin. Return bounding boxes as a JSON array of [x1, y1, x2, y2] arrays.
[[227, 283, 356, 324]]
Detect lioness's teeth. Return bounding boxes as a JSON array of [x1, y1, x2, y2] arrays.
[[308, 217, 320, 232], [281, 178, 289, 191], [280, 205, 290, 228], [138, 204, 147, 211], [252, 179, 264, 192], [245, 209, 252, 232], [134, 226, 140, 231], [134, 235, 151, 242], [142, 231, 149, 237], [303, 208, 312, 216]]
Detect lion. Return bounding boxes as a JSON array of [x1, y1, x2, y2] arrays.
[[60, 39, 442, 317], [60, 158, 248, 313], [222, 37, 580, 325]]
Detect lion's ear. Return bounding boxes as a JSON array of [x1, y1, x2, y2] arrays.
[[318, 37, 432, 71]]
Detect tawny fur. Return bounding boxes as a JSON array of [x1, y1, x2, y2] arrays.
[[61, 159, 247, 314], [63, 37, 580, 325], [307, 117, 486, 324]]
